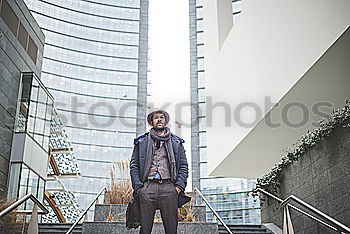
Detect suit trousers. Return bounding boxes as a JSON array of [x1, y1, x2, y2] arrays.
[[138, 180, 178, 234]]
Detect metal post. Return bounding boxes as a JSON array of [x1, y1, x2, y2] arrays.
[[66, 187, 106, 234], [27, 204, 39, 234], [282, 205, 294, 234], [194, 187, 233, 234]]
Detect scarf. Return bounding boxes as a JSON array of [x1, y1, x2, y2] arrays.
[[144, 127, 177, 182]]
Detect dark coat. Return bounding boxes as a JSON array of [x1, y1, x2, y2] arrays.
[[130, 132, 189, 192]]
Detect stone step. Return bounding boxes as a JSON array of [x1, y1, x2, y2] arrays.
[[219, 232, 271, 234], [218, 224, 272, 234], [39, 223, 82, 234]]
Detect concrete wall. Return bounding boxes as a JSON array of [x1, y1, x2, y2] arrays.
[[261, 121, 350, 233], [0, 0, 44, 195], [203, 0, 350, 178]]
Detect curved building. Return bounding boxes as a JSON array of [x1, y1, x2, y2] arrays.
[[23, 0, 148, 214]]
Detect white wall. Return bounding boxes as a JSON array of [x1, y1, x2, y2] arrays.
[[203, 0, 350, 178]]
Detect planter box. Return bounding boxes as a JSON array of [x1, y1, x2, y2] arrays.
[[94, 204, 128, 221], [83, 221, 218, 234], [95, 204, 207, 222]]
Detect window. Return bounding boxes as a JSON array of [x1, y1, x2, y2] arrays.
[[27, 37, 38, 64], [196, 19, 203, 31], [7, 163, 21, 200], [18, 73, 53, 149], [197, 57, 204, 71], [0, 0, 38, 64], [18, 22, 29, 50], [0, 0, 19, 36]]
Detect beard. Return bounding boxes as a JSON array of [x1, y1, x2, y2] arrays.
[[153, 127, 165, 131]]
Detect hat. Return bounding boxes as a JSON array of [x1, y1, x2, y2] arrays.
[[147, 110, 170, 125], [178, 191, 191, 208]]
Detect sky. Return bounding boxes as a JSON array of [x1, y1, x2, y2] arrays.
[[148, 0, 192, 189]]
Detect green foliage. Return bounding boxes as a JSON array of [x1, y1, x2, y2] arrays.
[[252, 100, 350, 196]]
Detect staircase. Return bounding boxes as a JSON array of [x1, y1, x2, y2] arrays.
[[218, 224, 272, 234], [38, 223, 273, 234], [39, 223, 82, 234]]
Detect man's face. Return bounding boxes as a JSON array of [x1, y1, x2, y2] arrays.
[[152, 113, 167, 129]]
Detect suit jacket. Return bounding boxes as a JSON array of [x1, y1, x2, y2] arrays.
[[130, 132, 189, 192]]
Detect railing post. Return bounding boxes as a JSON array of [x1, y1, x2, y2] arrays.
[[282, 205, 294, 234], [258, 188, 350, 234], [27, 203, 39, 234], [194, 187, 233, 234], [66, 187, 106, 234]]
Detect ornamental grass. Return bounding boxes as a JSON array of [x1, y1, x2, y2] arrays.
[[104, 160, 133, 205], [178, 199, 197, 222]]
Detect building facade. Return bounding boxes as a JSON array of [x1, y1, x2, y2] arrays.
[[204, 0, 350, 179], [189, 0, 261, 224], [7, 72, 53, 210], [0, 0, 45, 197], [23, 0, 149, 214]]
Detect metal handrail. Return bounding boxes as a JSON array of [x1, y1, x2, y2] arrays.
[[257, 188, 350, 233], [194, 187, 233, 234], [282, 195, 350, 233], [66, 187, 106, 234], [0, 193, 49, 218]]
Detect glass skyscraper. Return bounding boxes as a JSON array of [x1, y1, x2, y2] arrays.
[[23, 0, 149, 215], [189, 0, 261, 224]]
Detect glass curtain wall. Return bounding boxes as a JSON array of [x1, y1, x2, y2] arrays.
[[190, 0, 261, 224], [8, 72, 53, 206], [8, 163, 45, 210], [23, 0, 148, 215], [16, 73, 53, 149]]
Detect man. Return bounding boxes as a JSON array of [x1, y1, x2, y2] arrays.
[[130, 110, 189, 234]]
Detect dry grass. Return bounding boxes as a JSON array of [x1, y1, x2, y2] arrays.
[[0, 196, 24, 232], [155, 195, 197, 223], [178, 197, 196, 222], [154, 206, 197, 222], [105, 209, 117, 222], [104, 161, 133, 205], [104, 205, 125, 222], [104, 161, 197, 222]]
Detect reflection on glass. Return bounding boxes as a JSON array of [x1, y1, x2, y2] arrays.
[[18, 73, 54, 151], [7, 163, 21, 200], [13, 163, 45, 209], [38, 178, 45, 202]]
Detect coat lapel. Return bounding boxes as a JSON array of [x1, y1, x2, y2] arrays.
[[141, 134, 154, 182]]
